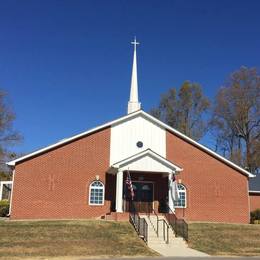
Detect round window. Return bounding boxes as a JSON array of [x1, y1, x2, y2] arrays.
[[136, 141, 143, 148]]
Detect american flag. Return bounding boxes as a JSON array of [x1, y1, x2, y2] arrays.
[[126, 171, 134, 200]]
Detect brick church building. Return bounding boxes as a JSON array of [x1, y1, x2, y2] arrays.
[[7, 40, 257, 223]]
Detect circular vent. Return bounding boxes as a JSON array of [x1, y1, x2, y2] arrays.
[[136, 141, 143, 148]]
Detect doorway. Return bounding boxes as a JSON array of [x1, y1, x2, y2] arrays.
[[125, 181, 154, 213]]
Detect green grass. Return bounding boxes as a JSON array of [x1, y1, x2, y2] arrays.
[[188, 222, 260, 256], [0, 219, 157, 259]]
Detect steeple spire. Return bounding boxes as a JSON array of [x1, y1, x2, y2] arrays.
[[128, 37, 141, 114]]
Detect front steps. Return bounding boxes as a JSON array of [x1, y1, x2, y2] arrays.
[[142, 215, 208, 257]]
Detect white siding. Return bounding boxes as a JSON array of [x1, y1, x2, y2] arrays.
[[110, 114, 166, 165]]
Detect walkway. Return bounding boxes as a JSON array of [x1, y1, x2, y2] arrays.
[[142, 215, 208, 257]]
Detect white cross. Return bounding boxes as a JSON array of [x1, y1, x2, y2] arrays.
[[131, 37, 139, 50]]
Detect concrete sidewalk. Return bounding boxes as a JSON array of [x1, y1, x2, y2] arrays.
[[150, 243, 209, 257], [148, 236, 209, 257]]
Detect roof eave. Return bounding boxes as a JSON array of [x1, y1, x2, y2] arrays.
[[6, 109, 255, 178], [6, 110, 143, 166], [139, 111, 254, 178], [249, 190, 260, 194]]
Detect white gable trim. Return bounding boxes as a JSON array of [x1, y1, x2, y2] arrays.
[[6, 110, 142, 166], [110, 149, 183, 173], [249, 190, 260, 194], [6, 110, 254, 177], [140, 111, 254, 177]]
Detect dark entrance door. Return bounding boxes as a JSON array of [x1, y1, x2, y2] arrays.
[[125, 182, 153, 213]]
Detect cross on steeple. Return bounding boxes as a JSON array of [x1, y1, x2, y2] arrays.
[[131, 37, 139, 50], [128, 37, 141, 114]]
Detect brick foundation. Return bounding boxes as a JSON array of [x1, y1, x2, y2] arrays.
[[105, 212, 130, 221]]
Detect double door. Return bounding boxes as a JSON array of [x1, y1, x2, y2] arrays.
[[125, 181, 154, 213]]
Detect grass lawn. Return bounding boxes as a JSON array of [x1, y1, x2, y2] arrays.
[[0, 219, 157, 259], [188, 222, 260, 256]]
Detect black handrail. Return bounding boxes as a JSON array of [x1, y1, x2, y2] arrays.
[[147, 206, 159, 236], [158, 219, 169, 244], [129, 206, 148, 243], [147, 205, 169, 244], [164, 204, 188, 241]]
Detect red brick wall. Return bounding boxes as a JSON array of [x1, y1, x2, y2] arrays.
[[11, 127, 112, 220], [166, 131, 250, 224], [249, 194, 260, 211]]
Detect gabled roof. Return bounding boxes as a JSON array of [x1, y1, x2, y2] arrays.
[[109, 148, 183, 173], [6, 110, 254, 177]]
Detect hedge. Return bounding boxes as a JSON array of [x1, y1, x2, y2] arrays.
[[0, 200, 9, 217], [250, 209, 260, 224]]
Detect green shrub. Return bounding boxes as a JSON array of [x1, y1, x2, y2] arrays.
[[250, 209, 260, 224], [0, 200, 9, 217]]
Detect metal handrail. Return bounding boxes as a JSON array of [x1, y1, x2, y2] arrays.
[[158, 219, 169, 244], [129, 205, 148, 243], [164, 204, 188, 241], [147, 205, 159, 236], [147, 205, 169, 244]]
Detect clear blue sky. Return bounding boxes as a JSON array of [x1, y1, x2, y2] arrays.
[[1, 0, 260, 154]]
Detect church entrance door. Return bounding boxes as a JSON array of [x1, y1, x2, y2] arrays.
[[125, 181, 154, 213]]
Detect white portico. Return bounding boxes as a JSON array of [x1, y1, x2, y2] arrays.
[[108, 149, 182, 213]]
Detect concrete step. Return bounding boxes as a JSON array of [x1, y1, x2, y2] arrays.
[[141, 214, 201, 256], [137, 214, 208, 257]]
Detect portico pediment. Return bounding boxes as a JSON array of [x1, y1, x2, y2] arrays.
[[108, 149, 182, 174]]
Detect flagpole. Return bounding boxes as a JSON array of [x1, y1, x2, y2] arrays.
[[127, 168, 130, 211], [123, 170, 126, 212]]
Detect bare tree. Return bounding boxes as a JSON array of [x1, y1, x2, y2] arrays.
[[151, 81, 210, 141], [0, 91, 22, 173], [211, 67, 260, 174]]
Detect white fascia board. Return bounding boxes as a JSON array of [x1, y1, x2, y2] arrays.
[[139, 111, 254, 178], [112, 149, 183, 172], [6, 109, 255, 177], [7, 110, 142, 166], [249, 190, 260, 194]]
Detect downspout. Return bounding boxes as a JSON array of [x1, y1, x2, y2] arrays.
[[8, 167, 15, 217]]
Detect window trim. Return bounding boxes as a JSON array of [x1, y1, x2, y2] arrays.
[[0, 181, 13, 201], [174, 184, 187, 209], [88, 180, 105, 206]]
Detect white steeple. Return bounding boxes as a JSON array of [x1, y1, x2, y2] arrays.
[[127, 37, 141, 114]]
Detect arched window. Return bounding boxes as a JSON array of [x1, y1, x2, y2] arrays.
[[89, 181, 104, 205], [174, 184, 186, 208]]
